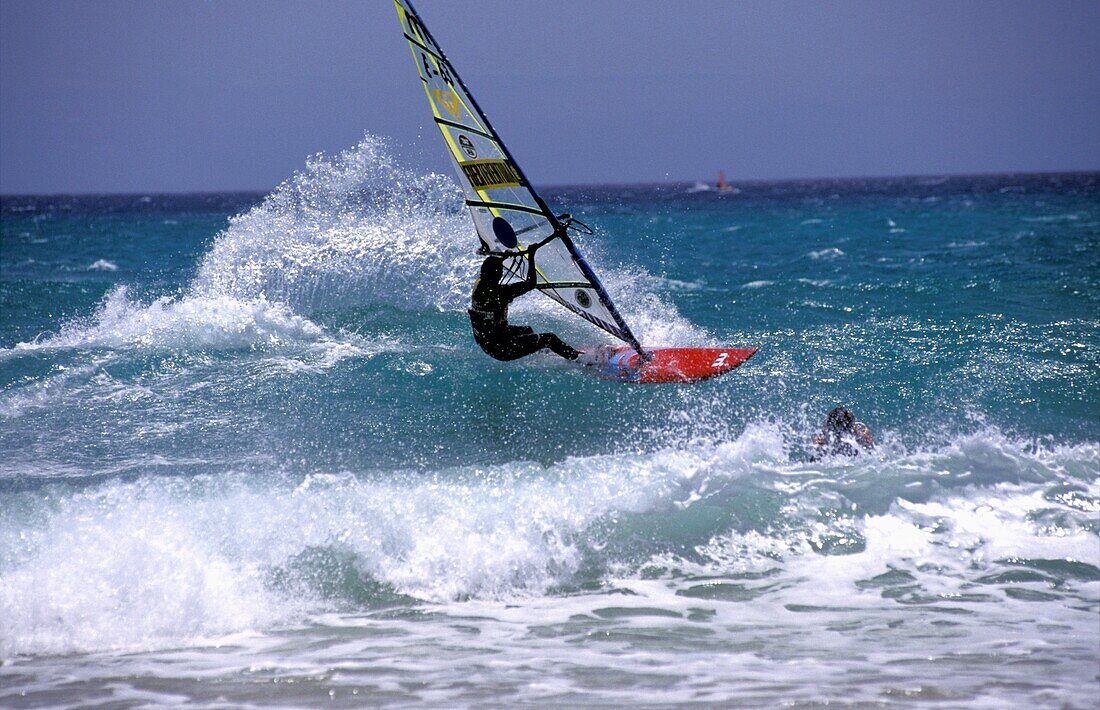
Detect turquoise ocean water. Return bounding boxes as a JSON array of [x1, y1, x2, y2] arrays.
[[1, 137, 1098, 706]]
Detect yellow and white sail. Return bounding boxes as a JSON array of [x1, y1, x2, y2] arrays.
[[393, 0, 642, 350]]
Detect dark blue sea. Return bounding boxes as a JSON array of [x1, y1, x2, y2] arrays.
[[2, 137, 1098, 707]]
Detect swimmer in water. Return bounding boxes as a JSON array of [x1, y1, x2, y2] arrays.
[[811, 406, 874, 460]]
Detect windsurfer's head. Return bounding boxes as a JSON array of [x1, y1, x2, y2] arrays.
[[480, 254, 505, 283], [824, 406, 855, 435]]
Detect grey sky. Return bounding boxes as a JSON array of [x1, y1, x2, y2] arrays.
[[2, 0, 1098, 194]]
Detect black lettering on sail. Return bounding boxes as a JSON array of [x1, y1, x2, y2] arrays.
[[438, 62, 454, 87], [460, 160, 524, 190]]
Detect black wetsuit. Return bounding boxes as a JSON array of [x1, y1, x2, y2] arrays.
[[468, 257, 579, 362]]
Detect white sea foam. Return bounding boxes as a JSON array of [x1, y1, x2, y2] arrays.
[[1021, 213, 1083, 223], [1, 424, 1093, 659], [0, 484, 284, 656], [87, 259, 118, 271], [0, 286, 385, 419], [0, 430, 769, 655], [659, 277, 705, 292], [0, 425, 776, 654], [192, 136, 476, 314], [8, 286, 328, 354], [808, 247, 844, 260]]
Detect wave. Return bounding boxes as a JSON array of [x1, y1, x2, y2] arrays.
[[6, 135, 704, 360], [87, 259, 118, 272], [1, 424, 1094, 657], [189, 133, 702, 344], [192, 135, 475, 313], [1021, 213, 1082, 223], [8, 286, 331, 354], [808, 247, 845, 260], [0, 286, 389, 418]]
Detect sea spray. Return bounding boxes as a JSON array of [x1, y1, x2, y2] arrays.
[[1, 426, 1095, 659], [6, 135, 701, 361], [189, 134, 701, 343], [192, 135, 476, 313], [2, 166, 1096, 705]]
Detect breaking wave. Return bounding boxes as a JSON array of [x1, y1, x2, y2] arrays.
[[1, 424, 1094, 656]]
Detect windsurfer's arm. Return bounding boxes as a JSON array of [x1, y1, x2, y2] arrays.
[[501, 245, 540, 299]]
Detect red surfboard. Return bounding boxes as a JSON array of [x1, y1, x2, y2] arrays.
[[579, 346, 757, 384]]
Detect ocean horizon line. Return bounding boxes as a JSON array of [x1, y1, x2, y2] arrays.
[[2, 168, 1097, 201]]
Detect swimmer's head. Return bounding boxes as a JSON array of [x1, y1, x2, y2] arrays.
[[824, 406, 855, 434]]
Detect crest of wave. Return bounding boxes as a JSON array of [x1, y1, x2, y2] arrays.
[[188, 133, 704, 343], [191, 134, 478, 312]]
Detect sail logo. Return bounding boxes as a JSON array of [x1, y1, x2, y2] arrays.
[[458, 135, 477, 158], [433, 89, 462, 119], [461, 160, 524, 190]]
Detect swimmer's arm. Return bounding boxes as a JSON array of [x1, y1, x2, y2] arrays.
[[854, 423, 874, 448]]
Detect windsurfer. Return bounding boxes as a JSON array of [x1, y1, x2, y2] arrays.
[[468, 245, 580, 362]]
